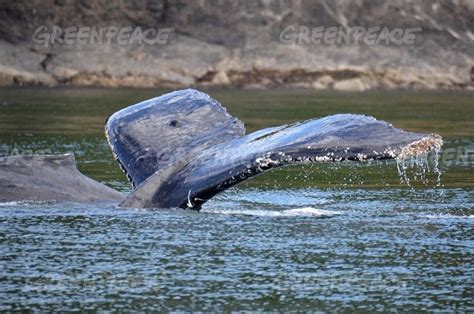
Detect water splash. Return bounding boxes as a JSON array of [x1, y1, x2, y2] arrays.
[[395, 135, 443, 186], [282, 207, 341, 217], [204, 207, 341, 218], [433, 147, 442, 186]]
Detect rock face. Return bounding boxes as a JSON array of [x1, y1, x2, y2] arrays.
[[0, 0, 473, 90]]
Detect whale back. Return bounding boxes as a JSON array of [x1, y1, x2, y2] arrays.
[[0, 154, 124, 203], [105, 89, 245, 187]]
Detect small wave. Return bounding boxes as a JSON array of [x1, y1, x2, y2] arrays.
[[0, 201, 22, 207], [424, 214, 474, 220], [205, 207, 341, 218], [282, 207, 341, 217], [0, 200, 53, 207]]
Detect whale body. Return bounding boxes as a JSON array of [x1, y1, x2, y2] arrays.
[[0, 89, 443, 209], [0, 153, 123, 203]]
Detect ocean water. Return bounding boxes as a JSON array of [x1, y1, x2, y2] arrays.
[[0, 88, 472, 311]]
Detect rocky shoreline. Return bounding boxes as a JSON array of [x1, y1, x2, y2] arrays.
[[0, 0, 473, 91]]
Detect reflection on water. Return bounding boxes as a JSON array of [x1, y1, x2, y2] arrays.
[[0, 88, 472, 311]]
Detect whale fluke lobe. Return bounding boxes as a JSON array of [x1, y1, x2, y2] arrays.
[[105, 89, 245, 187], [115, 89, 442, 210]]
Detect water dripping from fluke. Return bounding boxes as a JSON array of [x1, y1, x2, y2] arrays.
[[395, 134, 443, 187]]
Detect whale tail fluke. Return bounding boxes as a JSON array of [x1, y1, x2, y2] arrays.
[[106, 89, 442, 210]]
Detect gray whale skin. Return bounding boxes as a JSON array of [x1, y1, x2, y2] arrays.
[[0, 89, 443, 210]]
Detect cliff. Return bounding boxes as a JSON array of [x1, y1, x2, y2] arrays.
[[0, 0, 473, 90]]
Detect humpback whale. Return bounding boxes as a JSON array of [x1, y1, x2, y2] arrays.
[[0, 89, 443, 209]]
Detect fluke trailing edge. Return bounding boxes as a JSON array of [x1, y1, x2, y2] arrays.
[[0, 89, 443, 209]]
